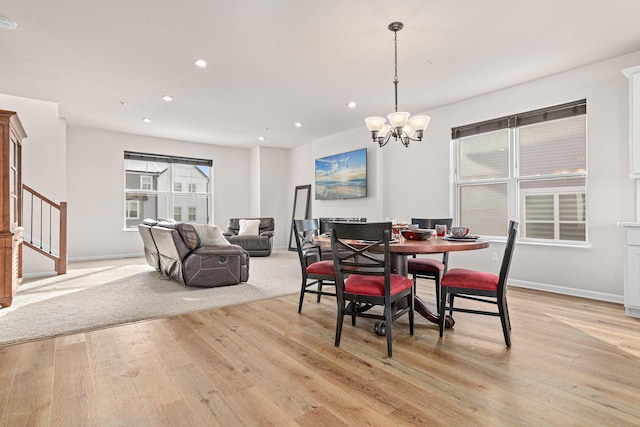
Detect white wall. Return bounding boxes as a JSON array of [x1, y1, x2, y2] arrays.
[[66, 126, 251, 259], [289, 50, 640, 301], [256, 147, 289, 249], [249, 146, 261, 217]]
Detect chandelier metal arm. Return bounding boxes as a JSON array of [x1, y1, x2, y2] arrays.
[[376, 128, 424, 148]]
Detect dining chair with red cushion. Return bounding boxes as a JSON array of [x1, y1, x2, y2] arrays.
[[293, 219, 336, 313], [329, 221, 414, 357], [439, 221, 518, 347], [407, 218, 453, 306]]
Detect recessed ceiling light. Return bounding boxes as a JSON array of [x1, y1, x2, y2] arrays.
[[0, 17, 17, 30], [347, 101, 357, 109], [143, 118, 151, 123], [162, 95, 173, 102], [258, 136, 265, 141], [194, 59, 207, 68], [294, 122, 303, 128]]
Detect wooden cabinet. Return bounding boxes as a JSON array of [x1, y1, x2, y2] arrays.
[[0, 110, 26, 308], [622, 226, 640, 318]]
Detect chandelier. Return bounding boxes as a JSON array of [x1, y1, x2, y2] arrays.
[[365, 22, 431, 148]]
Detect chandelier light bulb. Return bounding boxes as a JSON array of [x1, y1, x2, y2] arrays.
[[364, 117, 386, 132], [387, 112, 410, 129], [409, 115, 431, 131]]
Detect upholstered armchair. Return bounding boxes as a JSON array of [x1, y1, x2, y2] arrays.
[[223, 218, 275, 256]]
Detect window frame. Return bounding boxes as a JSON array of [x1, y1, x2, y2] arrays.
[[123, 151, 213, 229], [452, 100, 588, 246], [125, 200, 140, 220], [519, 185, 587, 242], [140, 175, 152, 190]]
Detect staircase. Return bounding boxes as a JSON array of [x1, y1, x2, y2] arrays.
[[21, 184, 67, 275]]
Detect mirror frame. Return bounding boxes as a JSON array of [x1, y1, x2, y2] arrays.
[[288, 184, 312, 251]]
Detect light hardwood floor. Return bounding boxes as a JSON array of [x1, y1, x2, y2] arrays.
[[1, 283, 639, 426]]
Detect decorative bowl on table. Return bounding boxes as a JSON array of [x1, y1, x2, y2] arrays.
[[449, 226, 470, 237], [401, 228, 434, 241]]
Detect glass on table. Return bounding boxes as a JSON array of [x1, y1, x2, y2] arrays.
[[435, 224, 448, 237]]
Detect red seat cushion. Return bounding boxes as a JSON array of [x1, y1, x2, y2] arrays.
[[407, 258, 445, 274], [344, 274, 413, 296], [307, 260, 334, 276], [441, 268, 499, 291]]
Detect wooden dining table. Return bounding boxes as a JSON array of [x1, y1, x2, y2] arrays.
[[313, 234, 490, 326]]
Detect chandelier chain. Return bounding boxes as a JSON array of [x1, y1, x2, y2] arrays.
[[393, 29, 399, 113]]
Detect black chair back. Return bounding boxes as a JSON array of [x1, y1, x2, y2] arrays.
[[329, 222, 392, 294], [411, 218, 453, 229], [292, 219, 322, 269]]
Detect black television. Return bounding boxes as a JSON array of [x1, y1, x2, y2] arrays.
[[315, 148, 367, 200]]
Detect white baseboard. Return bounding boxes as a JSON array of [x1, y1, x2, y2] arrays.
[[22, 271, 59, 279], [68, 253, 144, 262], [509, 279, 624, 304], [23, 253, 145, 279]]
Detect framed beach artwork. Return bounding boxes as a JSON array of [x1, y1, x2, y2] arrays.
[[315, 148, 367, 200]]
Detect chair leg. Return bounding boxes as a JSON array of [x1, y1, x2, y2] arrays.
[[408, 292, 414, 336], [499, 298, 512, 347], [499, 300, 511, 347], [350, 298, 358, 326], [448, 294, 455, 317], [439, 288, 448, 337], [385, 302, 394, 357], [434, 274, 441, 312], [317, 280, 323, 303], [298, 277, 307, 313], [505, 299, 512, 330], [335, 303, 345, 347]]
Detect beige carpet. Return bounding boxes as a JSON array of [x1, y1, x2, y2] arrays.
[[0, 249, 301, 346]]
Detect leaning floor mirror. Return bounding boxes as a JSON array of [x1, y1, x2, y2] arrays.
[[288, 184, 311, 251]]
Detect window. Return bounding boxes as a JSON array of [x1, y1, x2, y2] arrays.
[[124, 151, 212, 229], [452, 100, 587, 243], [140, 175, 152, 190], [126, 200, 140, 219]]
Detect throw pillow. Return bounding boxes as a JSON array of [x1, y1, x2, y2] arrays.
[[192, 224, 230, 246], [238, 219, 261, 236]]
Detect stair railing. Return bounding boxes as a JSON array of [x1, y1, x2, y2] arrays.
[[21, 184, 67, 275]]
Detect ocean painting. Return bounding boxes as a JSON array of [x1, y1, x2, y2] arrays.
[[315, 148, 367, 200]]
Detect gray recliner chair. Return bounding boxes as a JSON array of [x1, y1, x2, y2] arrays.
[[139, 220, 250, 288], [223, 217, 275, 256]]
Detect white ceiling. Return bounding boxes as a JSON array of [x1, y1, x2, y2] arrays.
[[1, 1, 640, 149]]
